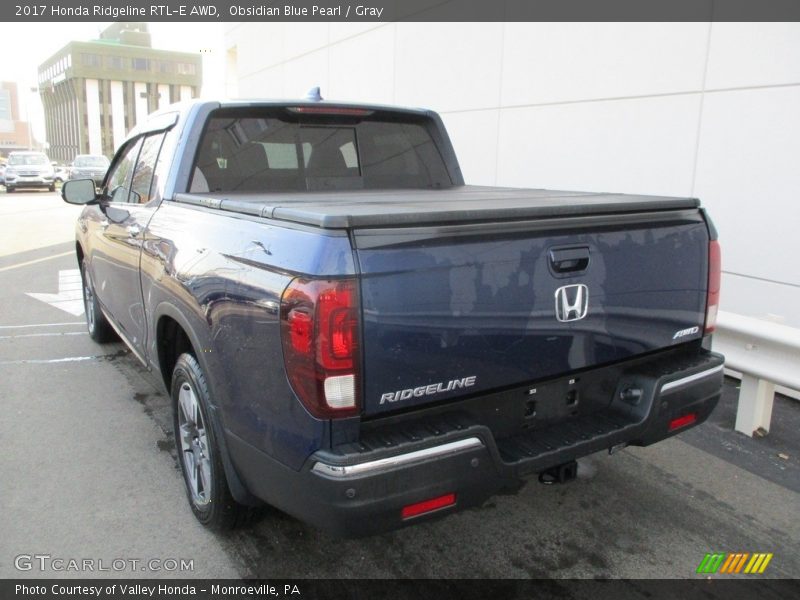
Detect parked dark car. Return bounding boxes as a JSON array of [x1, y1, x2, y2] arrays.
[[5, 151, 56, 192], [62, 100, 724, 536], [69, 154, 110, 185]]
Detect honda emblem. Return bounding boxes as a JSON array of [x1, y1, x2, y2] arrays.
[[554, 284, 589, 322]]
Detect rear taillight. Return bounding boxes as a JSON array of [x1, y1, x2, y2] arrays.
[[705, 240, 721, 333], [280, 278, 360, 418]]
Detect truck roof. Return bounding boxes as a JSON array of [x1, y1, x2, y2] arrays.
[[217, 98, 432, 115], [128, 98, 433, 138], [173, 185, 700, 229]]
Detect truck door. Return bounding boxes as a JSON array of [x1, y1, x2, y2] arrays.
[[89, 132, 166, 359]]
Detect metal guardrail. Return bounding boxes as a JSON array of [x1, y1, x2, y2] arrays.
[[712, 311, 800, 437]]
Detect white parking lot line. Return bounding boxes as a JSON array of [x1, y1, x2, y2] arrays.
[[0, 250, 73, 272], [0, 321, 84, 329], [0, 331, 86, 340], [0, 355, 100, 365]]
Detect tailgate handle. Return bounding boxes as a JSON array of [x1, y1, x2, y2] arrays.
[[549, 246, 590, 274]]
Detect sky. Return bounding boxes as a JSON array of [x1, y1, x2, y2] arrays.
[[0, 22, 227, 143]]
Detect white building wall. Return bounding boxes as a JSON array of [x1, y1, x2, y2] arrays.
[[225, 46, 239, 98], [133, 82, 148, 126], [225, 22, 800, 328], [109, 81, 126, 150], [157, 84, 170, 110], [83, 78, 102, 155]]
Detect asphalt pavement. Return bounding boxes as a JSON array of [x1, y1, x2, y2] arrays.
[[1, 191, 798, 581]]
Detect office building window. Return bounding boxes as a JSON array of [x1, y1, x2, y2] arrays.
[[177, 63, 196, 75], [0, 90, 11, 120], [107, 56, 125, 70], [133, 58, 150, 71], [81, 53, 101, 68]]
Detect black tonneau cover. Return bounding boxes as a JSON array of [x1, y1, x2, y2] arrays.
[[173, 185, 700, 229]]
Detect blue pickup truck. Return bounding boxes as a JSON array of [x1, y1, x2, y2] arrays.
[[62, 99, 724, 536]]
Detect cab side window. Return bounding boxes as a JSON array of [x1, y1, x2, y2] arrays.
[[105, 138, 142, 204], [130, 133, 166, 205]]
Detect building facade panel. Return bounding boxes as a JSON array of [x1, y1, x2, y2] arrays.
[[439, 108, 499, 186], [693, 85, 800, 290], [501, 23, 709, 106], [393, 22, 504, 112], [158, 84, 170, 110], [705, 23, 800, 90], [234, 23, 284, 80], [494, 94, 702, 197], [328, 25, 395, 104], [133, 82, 148, 127], [110, 81, 126, 150], [281, 50, 329, 101], [84, 78, 102, 155]]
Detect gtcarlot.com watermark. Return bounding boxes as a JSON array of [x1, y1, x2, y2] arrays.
[[15, 554, 194, 573]]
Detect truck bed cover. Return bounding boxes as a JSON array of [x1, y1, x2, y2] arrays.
[[173, 185, 700, 229]]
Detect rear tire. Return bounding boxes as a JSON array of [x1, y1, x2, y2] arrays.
[[81, 259, 115, 343], [6, 186, 14, 193], [48, 185, 55, 192], [172, 353, 251, 530]]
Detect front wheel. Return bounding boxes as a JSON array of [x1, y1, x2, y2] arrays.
[[172, 353, 250, 530], [6, 186, 14, 193], [48, 185, 55, 192], [81, 259, 115, 342]]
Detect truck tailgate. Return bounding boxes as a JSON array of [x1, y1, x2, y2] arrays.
[[354, 209, 710, 415]]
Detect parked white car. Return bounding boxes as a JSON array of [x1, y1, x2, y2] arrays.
[[4, 151, 56, 193]]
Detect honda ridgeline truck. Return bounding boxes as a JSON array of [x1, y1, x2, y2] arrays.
[[61, 99, 724, 536]]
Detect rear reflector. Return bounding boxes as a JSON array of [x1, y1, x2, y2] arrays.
[[401, 493, 456, 519], [669, 412, 697, 432], [705, 240, 721, 333]]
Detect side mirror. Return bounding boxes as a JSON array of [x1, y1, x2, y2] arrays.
[[61, 179, 98, 205]]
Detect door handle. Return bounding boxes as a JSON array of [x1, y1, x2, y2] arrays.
[[127, 224, 142, 237], [549, 246, 590, 275]]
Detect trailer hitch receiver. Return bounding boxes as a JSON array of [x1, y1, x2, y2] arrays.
[[538, 460, 578, 485]]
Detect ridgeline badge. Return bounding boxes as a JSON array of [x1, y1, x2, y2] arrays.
[[380, 376, 477, 405]]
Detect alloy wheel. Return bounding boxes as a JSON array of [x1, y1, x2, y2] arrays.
[[177, 381, 212, 507]]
